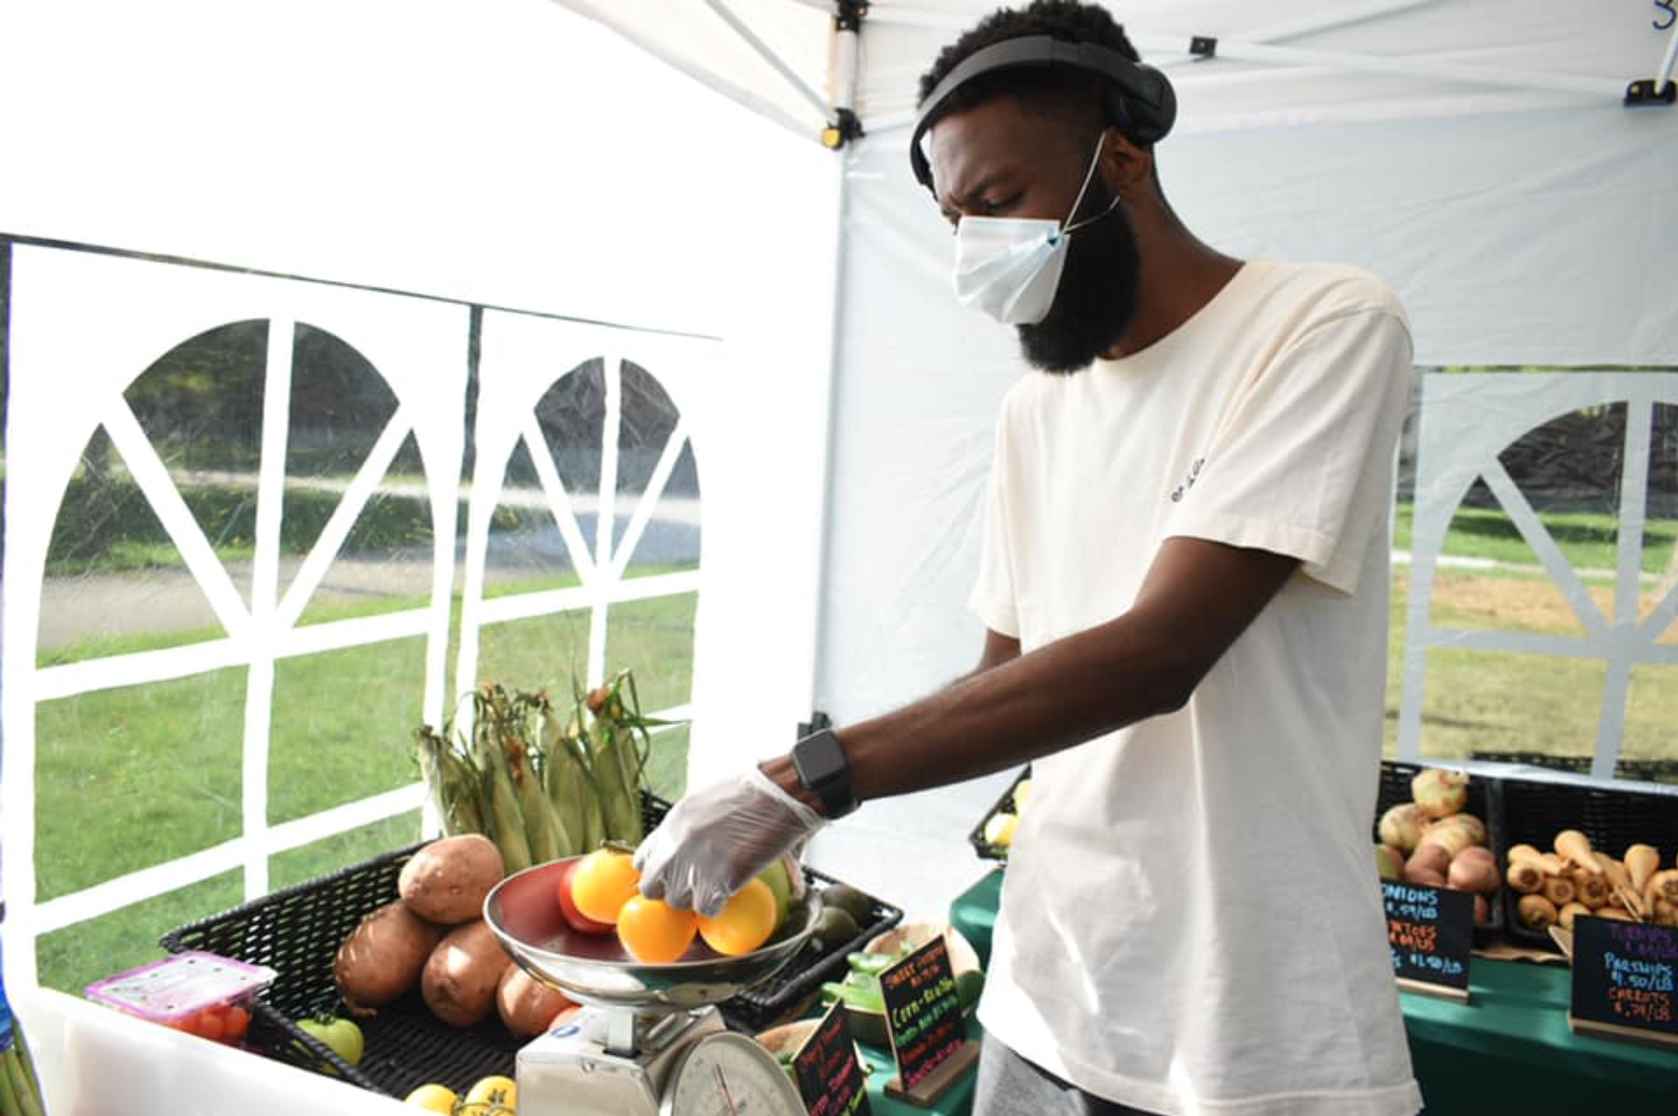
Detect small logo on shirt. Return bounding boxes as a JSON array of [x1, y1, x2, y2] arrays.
[[1170, 457, 1205, 503]]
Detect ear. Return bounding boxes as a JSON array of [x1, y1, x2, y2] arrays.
[[1098, 127, 1154, 196]]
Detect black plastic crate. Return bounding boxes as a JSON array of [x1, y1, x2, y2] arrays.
[[969, 766, 1032, 862], [1495, 774, 1678, 949], [1374, 760, 1505, 945], [719, 868, 902, 1033]]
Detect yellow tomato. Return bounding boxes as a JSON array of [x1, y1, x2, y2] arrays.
[[697, 879, 777, 956], [617, 895, 699, 963], [570, 849, 642, 924], [404, 1083, 458, 1112], [465, 1073, 518, 1111]]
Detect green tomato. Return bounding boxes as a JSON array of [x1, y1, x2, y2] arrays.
[[299, 1015, 365, 1066]]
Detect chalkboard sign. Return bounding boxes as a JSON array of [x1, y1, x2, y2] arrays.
[[792, 1001, 872, 1116], [880, 935, 978, 1105], [1381, 881, 1474, 1002], [1569, 915, 1678, 1050]]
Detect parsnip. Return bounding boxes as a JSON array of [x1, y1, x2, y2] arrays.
[[1507, 843, 1544, 866], [1595, 854, 1631, 894], [1540, 874, 1575, 907], [1506, 860, 1544, 895], [1554, 830, 1599, 872], [1625, 844, 1660, 893], [1568, 869, 1610, 910], [1557, 901, 1590, 930], [1517, 894, 1559, 930]]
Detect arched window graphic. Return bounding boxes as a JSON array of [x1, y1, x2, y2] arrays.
[[1397, 372, 1678, 779], [459, 314, 708, 802], [3, 247, 468, 993]]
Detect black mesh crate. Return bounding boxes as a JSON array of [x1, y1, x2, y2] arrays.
[[719, 868, 902, 1033], [1373, 760, 1505, 945], [1495, 774, 1678, 949]]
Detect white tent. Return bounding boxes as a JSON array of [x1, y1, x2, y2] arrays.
[[543, 0, 1678, 909]]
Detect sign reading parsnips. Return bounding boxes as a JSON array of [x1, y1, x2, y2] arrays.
[[1569, 915, 1678, 1050]]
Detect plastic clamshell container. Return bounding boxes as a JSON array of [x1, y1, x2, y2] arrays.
[[85, 950, 276, 1044]]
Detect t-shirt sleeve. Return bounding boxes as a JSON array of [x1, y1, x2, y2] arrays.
[[1163, 303, 1414, 596], [968, 411, 1021, 638]]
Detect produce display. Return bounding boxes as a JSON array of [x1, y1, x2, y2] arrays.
[[1504, 832, 1678, 931], [414, 673, 673, 874], [1375, 767, 1499, 923]]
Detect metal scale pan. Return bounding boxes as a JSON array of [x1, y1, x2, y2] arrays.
[[484, 857, 821, 1116], [484, 856, 822, 1012]]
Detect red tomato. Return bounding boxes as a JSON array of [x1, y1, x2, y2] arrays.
[[194, 1008, 226, 1042], [557, 859, 615, 935], [223, 1005, 251, 1042]]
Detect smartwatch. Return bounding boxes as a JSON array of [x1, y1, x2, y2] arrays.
[[790, 727, 858, 819]]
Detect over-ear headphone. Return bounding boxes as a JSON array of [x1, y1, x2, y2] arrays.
[[909, 34, 1177, 195]]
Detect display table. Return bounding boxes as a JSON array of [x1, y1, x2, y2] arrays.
[[949, 868, 1677, 1114]]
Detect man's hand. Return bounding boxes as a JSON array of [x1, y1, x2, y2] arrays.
[[634, 766, 826, 916]]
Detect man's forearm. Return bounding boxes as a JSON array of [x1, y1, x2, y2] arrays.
[[762, 537, 1300, 814]]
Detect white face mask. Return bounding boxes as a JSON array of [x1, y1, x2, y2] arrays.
[[951, 138, 1119, 325]]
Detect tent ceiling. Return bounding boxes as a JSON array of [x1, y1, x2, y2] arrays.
[[548, 1, 1675, 142]]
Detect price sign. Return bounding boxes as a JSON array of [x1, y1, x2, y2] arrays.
[[1569, 915, 1678, 1050], [1381, 881, 1473, 1002], [879, 934, 979, 1106], [792, 1001, 872, 1116]]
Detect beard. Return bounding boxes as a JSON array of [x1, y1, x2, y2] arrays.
[[1016, 185, 1142, 374]]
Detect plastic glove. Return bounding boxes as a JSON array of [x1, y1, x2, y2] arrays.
[[634, 765, 826, 916]]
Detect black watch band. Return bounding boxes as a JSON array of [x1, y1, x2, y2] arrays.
[[790, 727, 858, 819]]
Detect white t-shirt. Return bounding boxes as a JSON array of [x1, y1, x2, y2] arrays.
[[970, 258, 1422, 1116]]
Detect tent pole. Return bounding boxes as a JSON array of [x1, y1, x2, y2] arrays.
[[804, 152, 851, 726], [700, 0, 833, 122], [1656, 22, 1678, 92]]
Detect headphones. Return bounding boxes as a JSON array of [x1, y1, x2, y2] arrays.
[[909, 35, 1177, 195]]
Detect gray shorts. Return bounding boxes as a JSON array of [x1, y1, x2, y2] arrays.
[[973, 1034, 1157, 1116]]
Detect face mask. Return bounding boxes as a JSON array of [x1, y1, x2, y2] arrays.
[[951, 138, 1119, 325]]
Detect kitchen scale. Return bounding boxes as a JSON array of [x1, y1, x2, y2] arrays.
[[485, 858, 821, 1116]]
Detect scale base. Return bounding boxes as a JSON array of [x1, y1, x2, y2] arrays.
[[517, 1004, 726, 1116]]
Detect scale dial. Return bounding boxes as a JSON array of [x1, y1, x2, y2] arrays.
[[663, 1031, 806, 1116]]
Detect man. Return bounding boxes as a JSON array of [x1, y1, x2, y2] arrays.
[[636, 2, 1422, 1113]]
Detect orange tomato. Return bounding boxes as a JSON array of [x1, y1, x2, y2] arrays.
[[570, 850, 642, 924], [697, 879, 777, 957], [616, 896, 698, 963]]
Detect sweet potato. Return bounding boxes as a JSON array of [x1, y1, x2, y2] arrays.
[[335, 900, 445, 1013], [422, 919, 509, 1028], [399, 834, 507, 925], [497, 963, 575, 1039]]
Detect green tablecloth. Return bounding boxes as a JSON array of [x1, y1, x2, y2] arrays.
[[854, 1029, 981, 1116], [949, 867, 1676, 1113]]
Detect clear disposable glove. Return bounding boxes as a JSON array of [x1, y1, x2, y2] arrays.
[[634, 765, 826, 916]]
